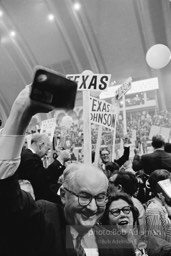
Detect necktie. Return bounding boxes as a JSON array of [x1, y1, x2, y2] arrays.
[[75, 233, 86, 256]]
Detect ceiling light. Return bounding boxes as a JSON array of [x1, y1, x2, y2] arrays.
[[9, 31, 16, 37], [0, 10, 3, 17], [48, 14, 55, 21], [73, 2, 81, 11]]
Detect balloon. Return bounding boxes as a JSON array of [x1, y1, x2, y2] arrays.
[[61, 115, 73, 128], [146, 44, 171, 69]]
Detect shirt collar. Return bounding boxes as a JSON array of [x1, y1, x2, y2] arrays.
[[28, 147, 36, 154], [70, 226, 94, 240], [70, 226, 79, 240]]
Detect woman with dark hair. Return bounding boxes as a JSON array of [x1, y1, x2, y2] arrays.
[[100, 185, 171, 256], [100, 192, 141, 253]]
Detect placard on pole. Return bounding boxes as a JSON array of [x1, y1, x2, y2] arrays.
[[89, 96, 116, 166], [67, 70, 111, 164], [100, 77, 132, 160]]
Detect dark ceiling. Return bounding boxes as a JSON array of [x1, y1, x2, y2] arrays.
[[0, 0, 171, 123]]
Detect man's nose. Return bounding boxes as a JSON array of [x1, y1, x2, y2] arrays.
[[87, 198, 97, 211]]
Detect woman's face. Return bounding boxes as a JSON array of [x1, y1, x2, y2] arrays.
[[108, 199, 133, 236]]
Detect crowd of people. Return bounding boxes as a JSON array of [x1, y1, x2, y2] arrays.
[[2, 83, 171, 256], [25, 105, 171, 163]]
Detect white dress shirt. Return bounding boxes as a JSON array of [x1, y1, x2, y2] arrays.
[[70, 226, 99, 256], [0, 133, 25, 179]]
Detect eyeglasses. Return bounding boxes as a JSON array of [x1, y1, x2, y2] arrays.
[[101, 153, 109, 156], [109, 206, 131, 217], [64, 187, 108, 207]]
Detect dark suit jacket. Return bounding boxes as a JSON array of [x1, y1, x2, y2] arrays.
[[0, 175, 135, 256], [114, 146, 130, 167], [17, 148, 65, 202], [38, 200, 135, 256], [132, 149, 171, 175]]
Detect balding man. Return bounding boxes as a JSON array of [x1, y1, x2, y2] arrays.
[[0, 85, 135, 256], [17, 132, 70, 201]]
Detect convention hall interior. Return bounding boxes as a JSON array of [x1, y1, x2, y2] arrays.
[[0, 0, 171, 134]]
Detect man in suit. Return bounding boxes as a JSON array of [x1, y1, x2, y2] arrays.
[[99, 139, 130, 178], [164, 142, 171, 153], [132, 134, 171, 175], [0, 85, 135, 256], [17, 132, 70, 202]]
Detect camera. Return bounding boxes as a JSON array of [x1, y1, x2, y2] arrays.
[[30, 66, 77, 110]]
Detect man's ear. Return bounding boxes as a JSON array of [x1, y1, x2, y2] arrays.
[[60, 186, 66, 205], [117, 184, 123, 192]]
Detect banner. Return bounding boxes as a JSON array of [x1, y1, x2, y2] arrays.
[[149, 125, 170, 142], [40, 118, 56, 142], [160, 127, 170, 142], [149, 125, 160, 140], [66, 70, 111, 91], [90, 96, 116, 129]]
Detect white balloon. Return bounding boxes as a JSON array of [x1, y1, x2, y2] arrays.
[[146, 44, 171, 69]]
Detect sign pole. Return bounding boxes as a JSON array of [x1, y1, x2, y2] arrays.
[[83, 90, 91, 164], [111, 97, 120, 161], [122, 95, 127, 135], [111, 117, 117, 161], [94, 125, 103, 167]]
